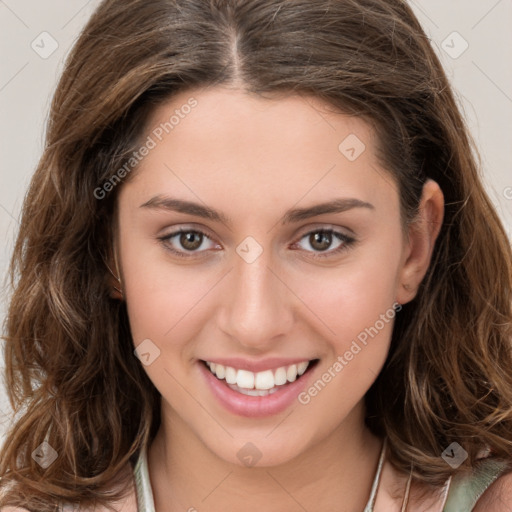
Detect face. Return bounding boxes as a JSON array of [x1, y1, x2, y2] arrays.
[[114, 86, 429, 467]]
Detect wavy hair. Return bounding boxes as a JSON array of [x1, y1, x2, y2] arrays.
[[1, 0, 512, 509]]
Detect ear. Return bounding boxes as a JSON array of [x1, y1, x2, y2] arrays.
[[396, 179, 444, 305]]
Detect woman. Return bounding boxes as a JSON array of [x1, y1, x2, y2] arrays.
[[1, 0, 511, 510]]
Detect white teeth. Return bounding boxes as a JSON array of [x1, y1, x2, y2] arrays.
[[286, 364, 298, 382], [236, 369, 255, 389], [205, 360, 312, 391], [215, 364, 225, 380], [228, 384, 280, 396], [255, 370, 274, 390], [225, 366, 237, 385], [274, 367, 287, 386], [297, 361, 309, 376]]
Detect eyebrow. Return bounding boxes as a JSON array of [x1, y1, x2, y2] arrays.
[[139, 195, 375, 226]]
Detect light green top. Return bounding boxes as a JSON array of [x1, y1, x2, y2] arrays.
[[443, 457, 509, 511], [132, 443, 509, 511]]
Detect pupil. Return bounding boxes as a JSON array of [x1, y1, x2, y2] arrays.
[[311, 231, 331, 251], [181, 232, 202, 250]]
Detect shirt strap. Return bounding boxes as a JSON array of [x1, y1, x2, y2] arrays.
[[443, 458, 510, 512], [133, 445, 157, 512]]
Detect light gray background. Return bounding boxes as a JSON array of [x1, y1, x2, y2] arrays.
[[1, 1, 511, 442]]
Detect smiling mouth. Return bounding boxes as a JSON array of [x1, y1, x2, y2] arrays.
[[201, 359, 319, 396]]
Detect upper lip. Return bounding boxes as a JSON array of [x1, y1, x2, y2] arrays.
[[201, 357, 317, 373]]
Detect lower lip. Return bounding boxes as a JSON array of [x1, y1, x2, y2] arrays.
[[198, 361, 314, 418]]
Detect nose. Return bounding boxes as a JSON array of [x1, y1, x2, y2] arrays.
[[217, 250, 295, 351]]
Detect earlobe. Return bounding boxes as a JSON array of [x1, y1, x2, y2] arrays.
[[396, 179, 444, 305]]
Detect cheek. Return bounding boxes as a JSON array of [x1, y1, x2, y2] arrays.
[[291, 239, 403, 414], [120, 240, 216, 410], [298, 249, 401, 346], [120, 233, 219, 360], [294, 256, 400, 421]]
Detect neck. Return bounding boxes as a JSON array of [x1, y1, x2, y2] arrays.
[[148, 401, 384, 512]]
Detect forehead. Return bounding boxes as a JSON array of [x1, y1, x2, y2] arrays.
[[119, 86, 399, 220], [143, 86, 372, 155]]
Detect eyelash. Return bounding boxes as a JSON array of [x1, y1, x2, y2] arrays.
[[158, 227, 356, 260]]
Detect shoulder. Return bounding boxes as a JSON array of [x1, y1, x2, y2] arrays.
[[473, 470, 512, 511]]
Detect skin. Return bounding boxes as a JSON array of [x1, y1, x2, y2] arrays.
[[113, 86, 445, 511]]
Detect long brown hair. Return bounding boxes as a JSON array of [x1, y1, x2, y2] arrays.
[[1, 0, 511, 509]]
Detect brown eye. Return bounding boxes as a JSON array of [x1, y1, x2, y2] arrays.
[[294, 228, 356, 259], [179, 231, 203, 251], [309, 231, 332, 252], [158, 228, 217, 258]]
